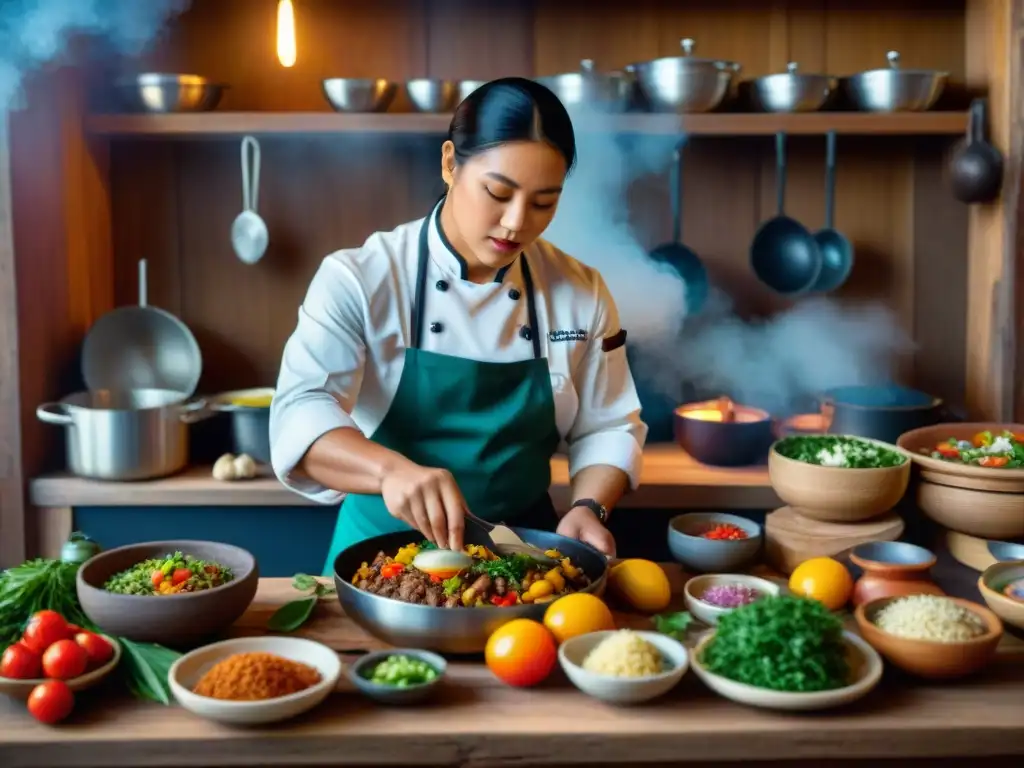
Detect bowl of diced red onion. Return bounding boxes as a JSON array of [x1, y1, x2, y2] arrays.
[[683, 573, 782, 626]]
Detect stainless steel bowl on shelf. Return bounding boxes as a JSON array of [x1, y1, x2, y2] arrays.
[[114, 73, 226, 113], [333, 528, 609, 654], [845, 51, 947, 112], [629, 38, 740, 113], [457, 79, 486, 103], [748, 62, 837, 113], [534, 59, 634, 112], [322, 78, 397, 113], [406, 78, 460, 113]]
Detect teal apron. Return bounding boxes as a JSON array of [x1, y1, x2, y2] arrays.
[[322, 207, 562, 575]]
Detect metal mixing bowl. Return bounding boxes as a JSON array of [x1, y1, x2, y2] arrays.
[[322, 78, 397, 113], [115, 73, 226, 113], [629, 38, 740, 113], [457, 79, 486, 103], [333, 528, 609, 654], [535, 59, 633, 112], [845, 51, 947, 112], [406, 78, 460, 113], [748, 62, 837, 113]]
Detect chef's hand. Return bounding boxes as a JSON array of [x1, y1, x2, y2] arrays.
[[380, 461, 467, 550], [556, 506, 616, 558]]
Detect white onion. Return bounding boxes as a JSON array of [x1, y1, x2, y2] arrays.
[[411, 548, 472, 575]]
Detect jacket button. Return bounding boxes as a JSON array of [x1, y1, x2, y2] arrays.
[[508, 288, 521, 301], [519, 326, 532, 340], [430, 322, 443, 333], [435, 279, 449, 292]]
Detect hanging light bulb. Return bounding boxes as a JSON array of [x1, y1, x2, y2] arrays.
[[277, 0, 297, 68]]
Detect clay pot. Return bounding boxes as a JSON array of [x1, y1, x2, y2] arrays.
[[849, 541, 944, 607]]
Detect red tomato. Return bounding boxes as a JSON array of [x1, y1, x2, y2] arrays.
[[979, 456, 1009, 468], [41, 639, 88, 680], [21, 611, 70, 654], [74, 632, 114, 667], [65, 624, 81, 634], [485, 619, 557, 687], [27, 680, 75, 725], [0, 643, 42, 679], [151, 570, 164, 587], [936, 444, 959, 459], [171, 567, 192, 586]]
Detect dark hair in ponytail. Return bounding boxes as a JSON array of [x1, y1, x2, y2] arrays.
[[447, 77, 577, 173]]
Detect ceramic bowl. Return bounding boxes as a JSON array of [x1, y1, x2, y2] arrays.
[[0, 634, 122, 701], [768, 436, 911, 523], [848, 541, 944, 607], [915, 480, 1024, 541], [558, 630, 689, 705], [683, 573, 781, 626], [690, 630, 883, 711], [897, 422, 1024, 486], [77, 540, 259, 647], [667, 513, 762, 574], [348, 649, 447, 705], [854, 595, 1003, 679], [977, 561, 1024, 632], [169, 636, 342, 725]]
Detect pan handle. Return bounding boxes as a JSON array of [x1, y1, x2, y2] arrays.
[[775, 132, 787, 215], [138, 259, 148, 308], [37, 403, 73, 426], [178, 398, 213, 424]]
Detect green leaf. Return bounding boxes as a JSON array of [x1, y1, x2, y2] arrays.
[[292, 573, 318, 592], [267, 596, 317, 632], [653, 611, 693, 639]]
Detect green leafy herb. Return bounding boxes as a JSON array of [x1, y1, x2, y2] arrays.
[[775, 435, 907, 468], [653, 611, 693, 640], [267, 573, 336, 632], [441, 575, 463, 596], [470, 554, 534, 588], [701, 595, 849, 693], [418, 540, 438, 551]]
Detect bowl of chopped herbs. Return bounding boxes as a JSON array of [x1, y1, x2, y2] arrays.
[[689, 594, 883, 710], [769, 435, 911, 523]]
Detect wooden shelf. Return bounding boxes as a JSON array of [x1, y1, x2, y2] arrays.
[[29, 445, 777, 510], [85, 111, 969, 139]]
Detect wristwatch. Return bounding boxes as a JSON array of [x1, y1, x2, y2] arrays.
[[570, 498, 609, 525]]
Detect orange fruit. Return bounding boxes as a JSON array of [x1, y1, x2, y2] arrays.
[[542, 593, 616, 644], [485, 619, 557, 687], [788, 557, 854, 611]]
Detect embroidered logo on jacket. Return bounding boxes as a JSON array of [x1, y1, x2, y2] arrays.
[[548, 329, 588, 343]]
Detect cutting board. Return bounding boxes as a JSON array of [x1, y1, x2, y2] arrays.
[[765, 506, 905, 575]]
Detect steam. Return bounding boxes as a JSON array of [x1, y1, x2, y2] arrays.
[[0, 0, 190, 112], [543, 106, 913, 416]]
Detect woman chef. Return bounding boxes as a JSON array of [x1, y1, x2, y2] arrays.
[[269, 77, 648, 576]]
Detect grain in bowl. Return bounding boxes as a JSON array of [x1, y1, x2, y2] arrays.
[[582, 629, 665, 677], [872, 594, 986, 642]]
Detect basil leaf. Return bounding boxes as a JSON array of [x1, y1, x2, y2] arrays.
[[292, 573, 318, 592], [267, 596, 317, 632]]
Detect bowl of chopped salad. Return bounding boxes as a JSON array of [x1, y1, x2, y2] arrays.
[[77, 540, 259, 647], [768, 435, 911, 523], [897, 423, 1024, 483]]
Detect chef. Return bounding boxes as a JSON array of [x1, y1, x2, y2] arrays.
[[269, 77, 648, 576]]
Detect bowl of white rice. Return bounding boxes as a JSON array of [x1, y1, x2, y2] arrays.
[[855, 593, 1003, 679], [557, 629, 688, 705]]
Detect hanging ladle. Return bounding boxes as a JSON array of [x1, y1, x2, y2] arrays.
[[231, 135, 269, 264], [810, 130, 854, 292]]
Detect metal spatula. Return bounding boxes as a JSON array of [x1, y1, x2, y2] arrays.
[[465, 511, 558, 567]]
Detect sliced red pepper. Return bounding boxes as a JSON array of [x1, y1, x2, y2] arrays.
[[978, 456, 1009, 468], [381, 563, 405, 578], [502, 593, 518, 607], [489, 594, 505, 606], [936, 444, 960, 459], [430, 575, 443, 584]]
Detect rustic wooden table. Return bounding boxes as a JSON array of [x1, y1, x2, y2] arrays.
[[1, 567, 1022, 768]]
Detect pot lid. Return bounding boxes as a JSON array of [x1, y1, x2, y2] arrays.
[[629, 38, 740, 71], [755, 62, 834, 79], [855, 50, 949, 77]]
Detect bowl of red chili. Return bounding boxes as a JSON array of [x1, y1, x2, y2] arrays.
[[668, 513, 762, 574]]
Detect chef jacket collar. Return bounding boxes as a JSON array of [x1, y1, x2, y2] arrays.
[[429, 202, 520, 285]]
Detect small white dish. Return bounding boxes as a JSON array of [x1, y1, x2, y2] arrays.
[[169, 636, 342, 725], [0, 634, 122, 701], [690, 630, 882, 711], [558, 630, 689, 705], [683, 574, 781, 626]]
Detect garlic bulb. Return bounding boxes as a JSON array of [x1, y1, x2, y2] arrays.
[[212, 453, 238, 481], [233, 453, 257, 479]]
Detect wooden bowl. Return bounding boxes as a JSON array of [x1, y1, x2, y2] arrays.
[[977, 561, 1024, 632], [897, 422, 1024, 485], [0, 635, 122, 701], [768, 437, 911, 523], [854, 596, 1003, 679], [915, 481, 1024, 540]]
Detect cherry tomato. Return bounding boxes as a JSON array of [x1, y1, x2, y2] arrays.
[[27, 680, 74, 725], [0, 643, 42, 679], [74, 632, 114, 667], [381, 563, 405, 578], [65, 624, 81, 634], [41, 639, 88, 680], [21, 611, 70, 654], [151, 570, 164, 587], [972, 432, 991, 447], [936, 444, 960, 459], [485, 619, 557, 687], [978, 456, 1009, 468], [171, 567, 192, 586]]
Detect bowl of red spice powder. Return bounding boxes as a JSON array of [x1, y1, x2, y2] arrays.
[[668, 513, 763, 574]]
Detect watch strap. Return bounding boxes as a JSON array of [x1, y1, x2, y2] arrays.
[[570, 498, 608, 524]]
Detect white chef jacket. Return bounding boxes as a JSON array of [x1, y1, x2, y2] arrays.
[[270, 209, 648, 505]]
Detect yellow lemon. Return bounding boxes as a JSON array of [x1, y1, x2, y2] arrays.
[[788, 557, 853, 611], [607, 558, 672, 613], [542, 593, 615, 644]]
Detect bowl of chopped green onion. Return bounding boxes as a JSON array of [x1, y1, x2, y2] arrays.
[[768, 435, 911, 523], [348, 649, 447, 705]]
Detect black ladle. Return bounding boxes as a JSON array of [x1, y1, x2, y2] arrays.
[[949, 98, 1004, 204], [811, 130, 854, 292], [649, 138, 709, 314], [750, 132, 822, 295]]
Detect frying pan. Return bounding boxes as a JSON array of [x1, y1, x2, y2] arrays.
[[750, 132, 822, 295], [811, 130, 854, 292], [81, 259, 202, 396], [649, 138, 709, 314]]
